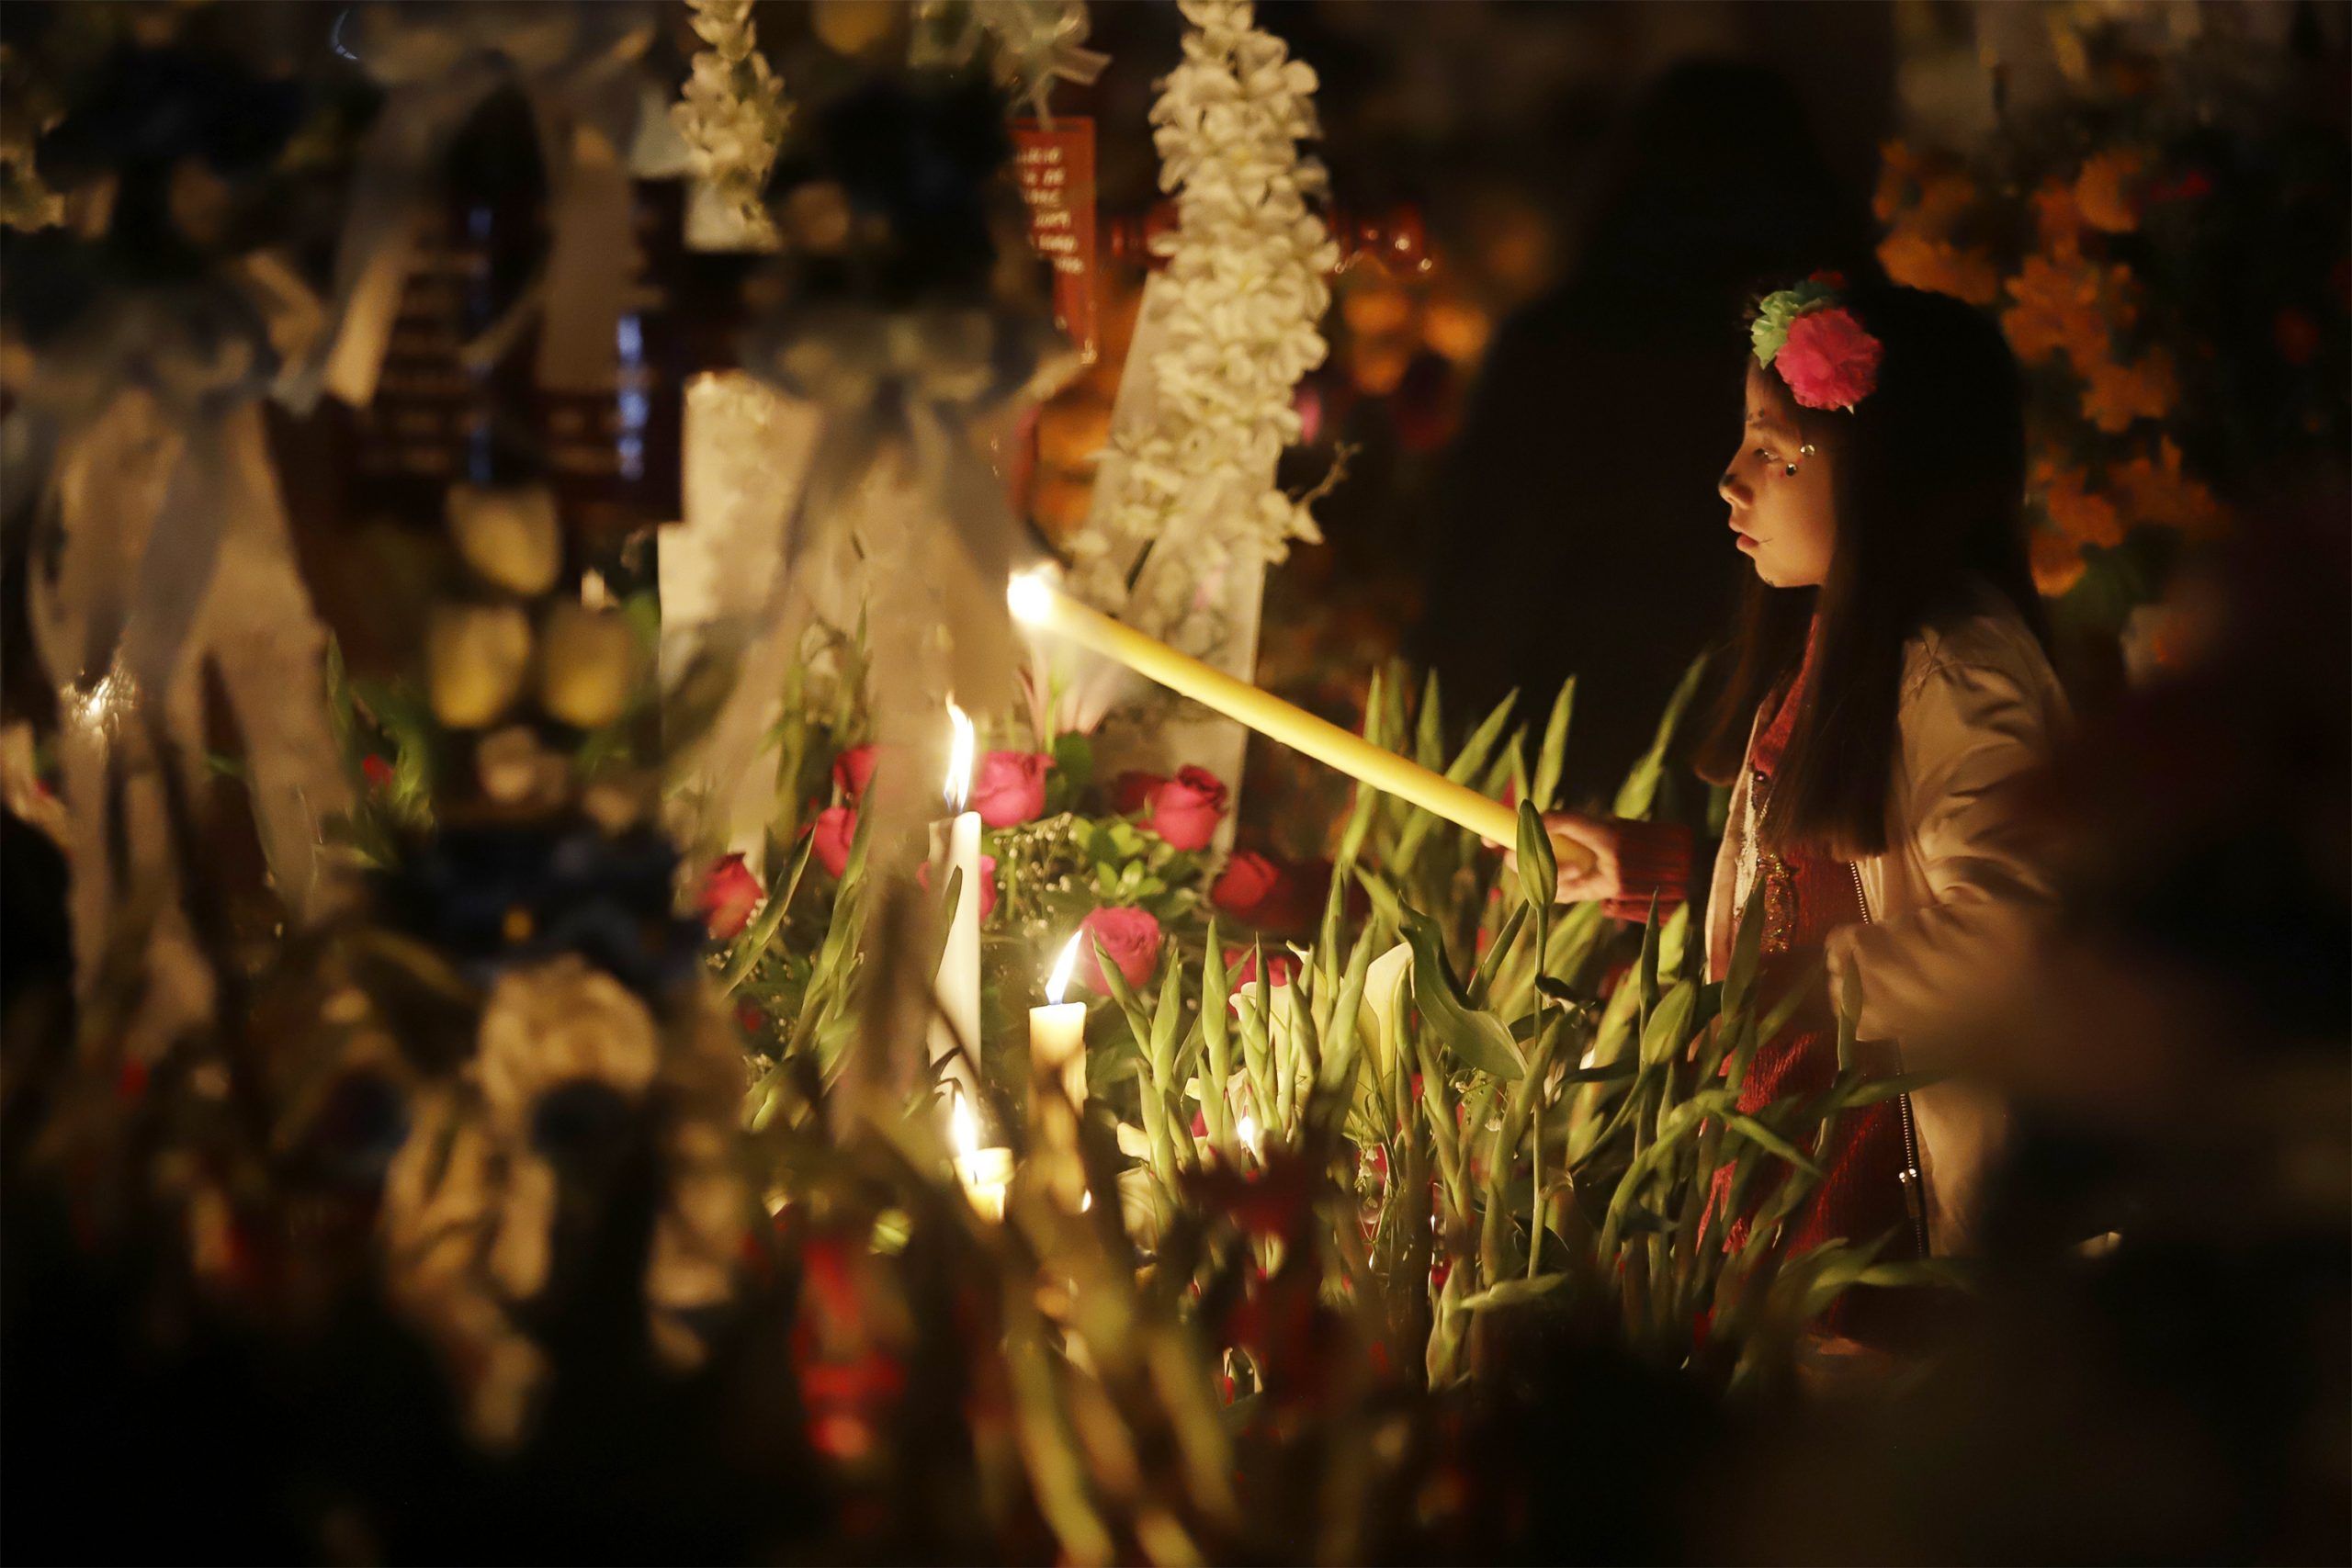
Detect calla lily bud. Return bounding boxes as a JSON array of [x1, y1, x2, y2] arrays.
[[537, 602, 638, 730], [448, 484, 561, 596], [426, 604, 533, 729]]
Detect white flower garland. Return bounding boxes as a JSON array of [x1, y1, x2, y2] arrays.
[[1070, 0, 1337, 644], [672, 0, 790, 240]]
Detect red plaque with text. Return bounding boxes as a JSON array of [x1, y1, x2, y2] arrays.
[[1011, 118, 1099, 363]]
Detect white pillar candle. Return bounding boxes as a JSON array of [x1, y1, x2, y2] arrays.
[[950, 1086, 1012, 1224], [929, 702, 984, 1101], [1029, 933, 1089, 1109]]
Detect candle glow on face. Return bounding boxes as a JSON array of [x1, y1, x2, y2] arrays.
[[944, 700, 975, 812], [1046, 933, 1082, 1005]]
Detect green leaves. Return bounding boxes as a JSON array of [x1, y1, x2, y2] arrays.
[[1399, 904, 1524, 1081], [1512, 798, 1557, 916], [1458, 1273, 1567, 1313], [1531, 678, 1575, 815], [1612, 652, 1709, 820], [718, 835, 814, 996]]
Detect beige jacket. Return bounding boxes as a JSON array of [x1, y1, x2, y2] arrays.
[[1702, 581, 2068, 1255]]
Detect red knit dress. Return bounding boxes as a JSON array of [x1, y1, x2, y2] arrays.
[[1708, 635, 1918, 1334]]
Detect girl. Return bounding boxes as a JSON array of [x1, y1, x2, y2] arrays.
[[1540, 278, 2068, 1268]]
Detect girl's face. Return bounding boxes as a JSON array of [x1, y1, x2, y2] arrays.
[[1720, 364, 1836, 588]]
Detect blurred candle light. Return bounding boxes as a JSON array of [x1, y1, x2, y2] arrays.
[[950, 1086, 1012, 1224]]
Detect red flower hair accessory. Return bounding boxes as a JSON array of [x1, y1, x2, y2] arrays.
[[1750, 277, 1883, 411]]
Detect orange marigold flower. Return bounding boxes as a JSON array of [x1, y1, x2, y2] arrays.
[[2032, 457, 2126, 549], [2109, 435, 2226, 536], [2028, 527, 2087, 598], [1877, 229, 2001, 305], [2081, 347, 2180, 434], [2074, 149, 2148, 234], [1872, 140, 1975, 232], [1872, 140, 1924, 224], [2003, 253, 2133, 370], [2030, 178, 2086, 257]]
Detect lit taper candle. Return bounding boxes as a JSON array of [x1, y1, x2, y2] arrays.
[[1030, 934, 1089, 1109], [949, 1085, 1012, 1224], [1008, 570, 1592, 873], [929, 703, 983, 1095]]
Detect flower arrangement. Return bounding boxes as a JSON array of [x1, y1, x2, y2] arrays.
[[705, 628, 1245, 1091], [1871, 14, 2347, 628], [1068, 0, 1340, 653]]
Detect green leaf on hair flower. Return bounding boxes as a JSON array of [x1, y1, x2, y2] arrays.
[[1749, 280, 1839, 367]]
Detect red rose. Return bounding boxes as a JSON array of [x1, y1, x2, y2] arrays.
[[811, 807, 857, 878], [1143, 765, 1229, 851], [699, 852, 765, 941], [969, 750, 1051, 827], [832, 744, 879, 802], [1211, 851, 1329, 934], [360, 755, 394, 788], [1078, 906, 1163, 993], [917, 852, 999, 919], [1224, 943, 1300, 994], [1112, 770, 1165, 815]]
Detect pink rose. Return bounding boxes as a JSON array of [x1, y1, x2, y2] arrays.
[[698, 852, 764, 941], [832, 744, 879, 802], [811, 806, 857, 878], [970, 750, 1051, 827], [917, 852, 1000, 919], [1078, 906, 1163, 994], [1112, 770, 1165, 815], [1223, 943, 1300, 994], [1143, 765, 1229, 851], [1776, 305, 1883, 411], [1211, 851, 1329, 934]]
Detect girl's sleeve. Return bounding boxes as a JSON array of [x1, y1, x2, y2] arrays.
[[1602, 818, 1695, 922], [1825, 654, 2063, 1049]]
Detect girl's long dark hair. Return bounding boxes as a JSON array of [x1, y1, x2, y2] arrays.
[[1695, 283, 2048, 858]]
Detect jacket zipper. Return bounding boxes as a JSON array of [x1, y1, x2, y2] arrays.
[[1851, 859, 1932, 1258]]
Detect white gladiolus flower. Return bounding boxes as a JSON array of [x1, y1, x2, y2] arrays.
[[1069, 0, 1334, 656]]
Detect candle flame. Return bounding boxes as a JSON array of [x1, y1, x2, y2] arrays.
[[1237, 1113, 1260, 1155], [1046, 933, 1082, 1004], [950, 1085, 980, 1160], [944, 700, 975, 811], [1006, 568, 1054, 625]]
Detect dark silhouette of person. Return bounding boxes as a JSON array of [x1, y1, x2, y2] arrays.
[[1417, 61, 1876, 807]]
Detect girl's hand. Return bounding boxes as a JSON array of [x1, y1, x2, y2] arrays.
[[1504, 810, 1627, 906]]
